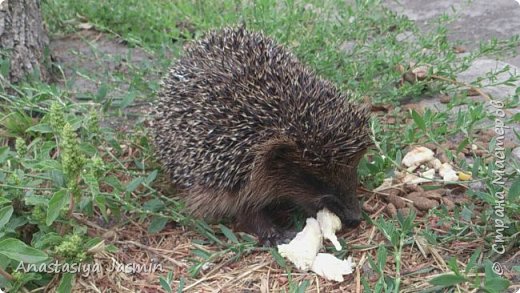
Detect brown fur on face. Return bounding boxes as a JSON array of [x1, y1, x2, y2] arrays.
[[184, 138, 366, 244]]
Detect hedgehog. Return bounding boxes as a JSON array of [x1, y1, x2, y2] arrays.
[[152, 27, 373, 244]]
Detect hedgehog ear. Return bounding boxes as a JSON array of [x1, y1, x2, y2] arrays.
[[256, 139, 297, 168]]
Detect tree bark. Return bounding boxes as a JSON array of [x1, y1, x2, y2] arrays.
[[0, 0, 49, 83]]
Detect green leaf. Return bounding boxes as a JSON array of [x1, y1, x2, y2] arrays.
[[46, 189, 70, 226], [219, 224, 239, 243], [148, 216, 168, 233], [26, 179, 44, 187], [26, 123, 53, 134], [143, 199, 165, 212], [484, 278, 510, 292], [484, 260, 500, 281], [376, 217, 398, 246], [105, 175, 123, 191], [0, 146, 11, 163], [0, 205, 14, 229], [0, 197, 11, 205], [119, 92, 136, 109], [465, 248, 481, 274], [33, 232, 63, 250], [79, 143, 98, 157], [456, 138, 469, 155], [106, 244, 118, 253], [94, 195, 108, 222], [411, 109, 426, 131], [446, 257, 461, 275], [471, 157, 481, 178], [395, 150, 402, 166], [0, 238, 48, 263], [96, 83, 109, 101], [144, 170, 159, 185], [50, 170, 65, 188], [270, 248, 286, 268], [0, 254, 10, 268], [191, 248, 211, 260], [429, 274, 467, 287], [29, 159, 63, 171], [239, 232, 256, 243], [188, 262, 204, 277], [0, 57, 10, 77], [82, 172, 100, 196], [177, 277, 185, 293], [461, 206, 473, 221], [84, 237, 103, 250], [159, 276, 173, 293], [295, 280, 310, 293], [508, 178, 520, 201], [376, 245, 388, 271], [57, 272, 74, 293], [25, 195, 50, 206], [5, 216, 28, 231], [397, 208, 416, 232], [126, 177, 143, 193]]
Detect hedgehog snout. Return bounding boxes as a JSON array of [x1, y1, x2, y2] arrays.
[[342, 217, 361, 228], [318, 193, 361, 229], [338, 204, 361, 229], [341, 196, 362, 228]]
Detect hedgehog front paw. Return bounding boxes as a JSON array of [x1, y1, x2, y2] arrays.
[[236, 209, 295, 246], [260, 228, 297, 247]]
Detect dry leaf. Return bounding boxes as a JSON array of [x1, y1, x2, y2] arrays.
[[453, 46, 467, 53], [422, 190, 444, 199], [439, 95, 451, 104], [386, 203, 398, 217], [363, 201, 378, 213], [77, 22, 94, 30], [387, 192, 406, 209], [441, 197, 455, 210], [406, 192, 439, 211], [411, 65, 429, 80], [467, 88, 480, 96]]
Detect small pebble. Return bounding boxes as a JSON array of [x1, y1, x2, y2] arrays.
[[386, 203, 397, 217], [439, 95, 451, 104]]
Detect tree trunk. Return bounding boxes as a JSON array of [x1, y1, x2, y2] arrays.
[[0, 0, 49, 83]]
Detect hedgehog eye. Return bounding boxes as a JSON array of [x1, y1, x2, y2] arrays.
[[261, 142, 298, 170], [266, 144, 292, 161]]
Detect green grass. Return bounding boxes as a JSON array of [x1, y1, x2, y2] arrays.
[[0, 0, 518, 292]]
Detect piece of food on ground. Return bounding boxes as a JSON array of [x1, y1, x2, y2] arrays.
[[311, 254, 355, 282], [316, 208, 342, 251], [439, 162, 458, 182], [277, 218, 322, 271], [277, 209, 356, 282], [402, 146, 435, 167]]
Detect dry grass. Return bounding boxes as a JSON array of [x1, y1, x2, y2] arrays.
[[37, 189, 515, 293]]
